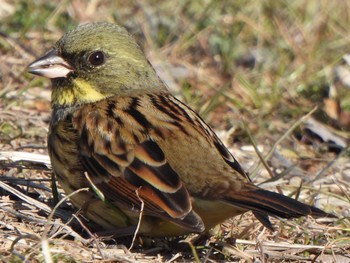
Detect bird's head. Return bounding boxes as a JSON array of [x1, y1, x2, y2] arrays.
[[28, 22, 164, 107]]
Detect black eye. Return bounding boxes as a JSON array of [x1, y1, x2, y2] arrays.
[[88, 51, 106, 66]]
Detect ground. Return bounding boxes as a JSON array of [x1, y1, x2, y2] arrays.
[[0, 1, 349, 262]]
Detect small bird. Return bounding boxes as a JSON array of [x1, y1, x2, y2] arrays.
[[28, 22, 332, 237]]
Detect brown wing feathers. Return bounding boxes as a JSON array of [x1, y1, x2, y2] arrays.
[[129, 142, 182, 193], [75, 101, 204, 232]]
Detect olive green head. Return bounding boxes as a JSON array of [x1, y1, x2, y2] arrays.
[[28, 22, 165, 107]]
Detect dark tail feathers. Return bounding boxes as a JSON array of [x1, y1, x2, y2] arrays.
[[225, 188, 335, 230]]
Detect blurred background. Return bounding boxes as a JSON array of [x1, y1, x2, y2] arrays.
[[1, 0, 350, 148], [0, 0, 349, 261]]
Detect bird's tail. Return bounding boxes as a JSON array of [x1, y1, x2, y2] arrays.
[[224, 187, 334, 230]]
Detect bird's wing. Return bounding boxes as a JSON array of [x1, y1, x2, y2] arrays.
[[72, 95, 205, 233]]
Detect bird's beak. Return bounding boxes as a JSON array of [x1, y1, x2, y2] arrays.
[[28, 49, 74, 79]]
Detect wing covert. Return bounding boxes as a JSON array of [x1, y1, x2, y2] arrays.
[[73, 102, 204, 232]]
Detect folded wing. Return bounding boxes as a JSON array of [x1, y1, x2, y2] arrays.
[[74, 104, 205, 233]]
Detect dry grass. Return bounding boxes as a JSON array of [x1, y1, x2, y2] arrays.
[[1, 0, 350, 262]]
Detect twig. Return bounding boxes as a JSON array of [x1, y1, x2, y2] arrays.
[[0, 176, 52, 192], [42, 187, 89, 238], [0, 151, 51, 169], [332, 175, 350, 202], [72, 213, 103, 260], [0, 180, 52, 214], [243, 120, 275, 180], [0, 180, 73, 222], [41, 238, 53, 263], [130, 188, 144, 251], [235, 239, 326, 250], [0, 205, 48, 224], [249, 106, 318, 178], [41, 187, 89, 262]]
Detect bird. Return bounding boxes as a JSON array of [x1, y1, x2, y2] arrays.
[[27, 22, 332, 237]]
